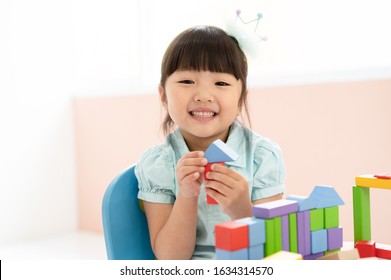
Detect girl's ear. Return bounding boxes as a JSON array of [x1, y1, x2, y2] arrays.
[[158, 84, 167, 108]]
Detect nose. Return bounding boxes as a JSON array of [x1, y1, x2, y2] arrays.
[[193, 90, 214, 103]]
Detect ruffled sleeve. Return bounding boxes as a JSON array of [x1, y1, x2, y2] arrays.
[[251, 138, 286, 201], [135, 144, 176, 204]]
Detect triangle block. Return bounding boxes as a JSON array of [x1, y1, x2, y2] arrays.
[[204, 139, 239, 163], [308, 185, 344, 208]]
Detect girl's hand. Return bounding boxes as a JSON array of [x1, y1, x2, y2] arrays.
[[176, 151, 207, 200], [204, 164, 252, 219]]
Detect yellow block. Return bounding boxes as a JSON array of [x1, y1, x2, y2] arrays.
[[263, 251, 303, 260], [355, 175, 391, 190]]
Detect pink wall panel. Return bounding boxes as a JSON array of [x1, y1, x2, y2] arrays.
[[74, 79, 391, 244]]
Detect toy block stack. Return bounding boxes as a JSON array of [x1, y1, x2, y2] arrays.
[[287, 185, 344, 260], [353, 173, 391, 259], [204, 139, 239, 204], [215, 185, 345, 260], [215, 217, 265, 260]]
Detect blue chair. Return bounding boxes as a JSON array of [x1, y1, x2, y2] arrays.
[[102, 165, 155, 259]]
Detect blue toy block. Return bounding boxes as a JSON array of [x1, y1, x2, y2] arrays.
[[311, 229, 328, 254], [308, 185, 344, 208], [204, 139, 239, 163], [249, 244, 264, 260], [235, 217, 265, 246], [286, 195, 317, 211], [216, 248, 248, 260]]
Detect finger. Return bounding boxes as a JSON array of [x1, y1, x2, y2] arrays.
[[179, 157, 207, 168], [180, 171, 201, 186], [205, 180, 230, 196], [211, 164, 242, 179], [179, 151, 204, 161], [211, 164, 242, 180], [177, 166, 205, 181], [205, 170, 237, 189], [205, 187, 225, 203]]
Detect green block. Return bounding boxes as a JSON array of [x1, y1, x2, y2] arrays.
[[352, 186, 371, 242], [264, 219, 275, 257], [310, 208, 324, 231], [324, 206, 339, 228], [289, 213, 298, 253], [274, 216, 282, 252]]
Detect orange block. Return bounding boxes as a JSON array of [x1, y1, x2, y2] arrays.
[[215, 221, 248, 251], [355, 240, 376, 258]]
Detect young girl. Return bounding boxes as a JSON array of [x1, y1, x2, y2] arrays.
[[135, 25, 286, 260]]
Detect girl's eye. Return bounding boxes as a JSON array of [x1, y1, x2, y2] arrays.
[[179, 80, 194, 84], [215, 81, 230, 86]]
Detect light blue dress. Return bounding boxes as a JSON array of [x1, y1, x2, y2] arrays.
[[135, 122, 286, 259]]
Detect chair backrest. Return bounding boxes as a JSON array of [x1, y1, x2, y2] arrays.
[[102, 165, 155, 259]]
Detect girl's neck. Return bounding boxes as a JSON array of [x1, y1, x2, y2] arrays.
[[180, 127, 231, 152]]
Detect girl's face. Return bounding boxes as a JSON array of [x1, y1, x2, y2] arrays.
[[159, 70, 243, 150]]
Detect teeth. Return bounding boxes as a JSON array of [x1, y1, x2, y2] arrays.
[[191, 111, 215, 118]]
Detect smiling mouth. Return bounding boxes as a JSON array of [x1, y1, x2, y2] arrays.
[[190, 111, 217, 118]]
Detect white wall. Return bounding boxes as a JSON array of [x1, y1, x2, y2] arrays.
[[0, 0, 77, 245], [1, 0, 391, 246]]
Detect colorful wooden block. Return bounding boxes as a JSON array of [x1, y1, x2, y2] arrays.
[[264, 219, 276, 256], [216, 248, 248, 260], [204, 162, 224, 204], [215, 221, 248, 251], [281, 215, 290, 252], [252, 199, 298, 219], [311, 229, 327, 254], [288, 213, 298, 253], [355, 240, 376, 258], [249, 244, 264, 260], [352, 186, 371, 242], [327, 227, 343, 250], [286, 195, 316, 211], [375, 243, 391, 260], [324, 206, 339, 228], [263, 251, 303, 260], [297, 211, 311, 256], [204, 139, 239, 163], [310, 208, 324, 231], [308, 185, 344, 208], [235, 217, 265, 246], [317, 249, 360, 260], [274, 216, 283, 253], [356, 174, 391, 190], [303, 252, 324, 260]]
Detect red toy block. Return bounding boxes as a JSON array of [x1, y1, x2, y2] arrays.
[[374, 173, 391, 180], [215, 221, 249, 251], [375, 244, 391, 259], [355, 240, 376, 258], [204, 162, 224, 204]]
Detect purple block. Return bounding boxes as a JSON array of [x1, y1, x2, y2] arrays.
[[297, 211, 311, 256], [303, 252, 324, 260], [252, 199, 298, 219], [327, 227, 343, 250], [281, 215, 290, 251]]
